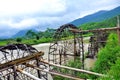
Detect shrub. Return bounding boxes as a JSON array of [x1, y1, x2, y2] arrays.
[[93, 33, 120, 78], [53, 58, 91, 80], [16, 38, 22, 42], [99, 57, 120, 80]]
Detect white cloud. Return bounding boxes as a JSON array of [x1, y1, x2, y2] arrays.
[[0, 18, 39, 29], [11, 18, 38, 29], [0, 0, 119, 38], [64, 0, 120, 18], [0, 0, 66, 17]]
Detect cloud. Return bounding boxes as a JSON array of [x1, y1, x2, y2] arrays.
[[0, 0, 119, 38], [0, 0, 66, 17], [11, 18, 39, 29], [0, 24, 18, 37], [63, 0, 120, 18]]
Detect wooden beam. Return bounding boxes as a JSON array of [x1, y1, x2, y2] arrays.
[[70, 27, 118, 33], [0, 51, 44, 69], [24, 63, 84, 80], [17, 68, 42, 80], [41, 61, 106, 77]]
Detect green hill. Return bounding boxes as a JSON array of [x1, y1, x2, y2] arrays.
[[79, 15, 120, 30], [71, 6, 120, 26]]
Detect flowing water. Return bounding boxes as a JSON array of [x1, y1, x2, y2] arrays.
[[33, 42, 96, 80]]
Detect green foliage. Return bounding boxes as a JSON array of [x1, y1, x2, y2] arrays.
[[0, 40, 8, 46], [53, 58, 81, 80], [99, 58, 120, 80], [16, 37, 22, 42], [36, 35, 39, 40], [79, 16, 118, 30], [26, 30, 37, 39], [93, 33, 120, 74], [36, 28, 55, 39], [38, 37, 52, 43], [53, 58, 91, 80], [22, 37, 52, 45], [65, 58, 82, 69], [0, 37, 52, 46], [83, 33, 93, 37], [107, 58, 120, 79]]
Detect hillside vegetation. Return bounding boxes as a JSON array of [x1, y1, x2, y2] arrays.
[[0, 28, 55, 46], [53, 33, 120, 79], [92, 33, 120, 79], [79, 15, 119, 30], [71, 6, 120, 26], [0, 15, 119, 46]]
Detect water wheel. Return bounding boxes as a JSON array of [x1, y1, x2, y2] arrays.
[[48, 24, 84, 65], [0, 43, 47, 80]]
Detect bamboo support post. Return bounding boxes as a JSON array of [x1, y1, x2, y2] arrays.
[[117, 16, 120, 45]]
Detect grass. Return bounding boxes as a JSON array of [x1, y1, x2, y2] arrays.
[[89, 33, 120, 79], [0, 37, 52, 46], [0, 41, 8, 46], [21, 37, 52, 45]]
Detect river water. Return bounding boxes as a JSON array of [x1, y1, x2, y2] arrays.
[[33, 42, 96, 80], [33, 43, 53, 80], [0, 42, 96, 80]]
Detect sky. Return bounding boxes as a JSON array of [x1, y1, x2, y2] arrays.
[[0, 0, 120, 38]]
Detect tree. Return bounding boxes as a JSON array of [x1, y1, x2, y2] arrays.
[[26, 30, 36, 39], [16, 38, 22, 42]]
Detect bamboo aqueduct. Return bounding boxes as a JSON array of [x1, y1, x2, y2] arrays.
[[0, 16, 119, 80]]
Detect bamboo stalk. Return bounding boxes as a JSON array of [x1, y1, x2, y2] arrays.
[[25, 63, 84, 80], [17, 68, 42, 80], [41, 61, 106, 77]]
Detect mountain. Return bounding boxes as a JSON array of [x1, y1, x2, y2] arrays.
[[70, 6, 120, 26], [11, 29, 38, 38], [0, 36, 10, 39]]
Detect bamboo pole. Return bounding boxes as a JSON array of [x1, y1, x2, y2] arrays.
[[25, 63, 84, 80], [74, 33, 77, 61], [117, 16, 120, 45], [0, 51, 44, 69], [70, 27, 118, 33], [41, 61, 106, 77], [17, 68, 42, 80]]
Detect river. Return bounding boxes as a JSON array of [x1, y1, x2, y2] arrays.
[[33, 39, 96, 79]]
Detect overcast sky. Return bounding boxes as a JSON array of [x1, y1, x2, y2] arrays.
[[0, 0, 120, 37]]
